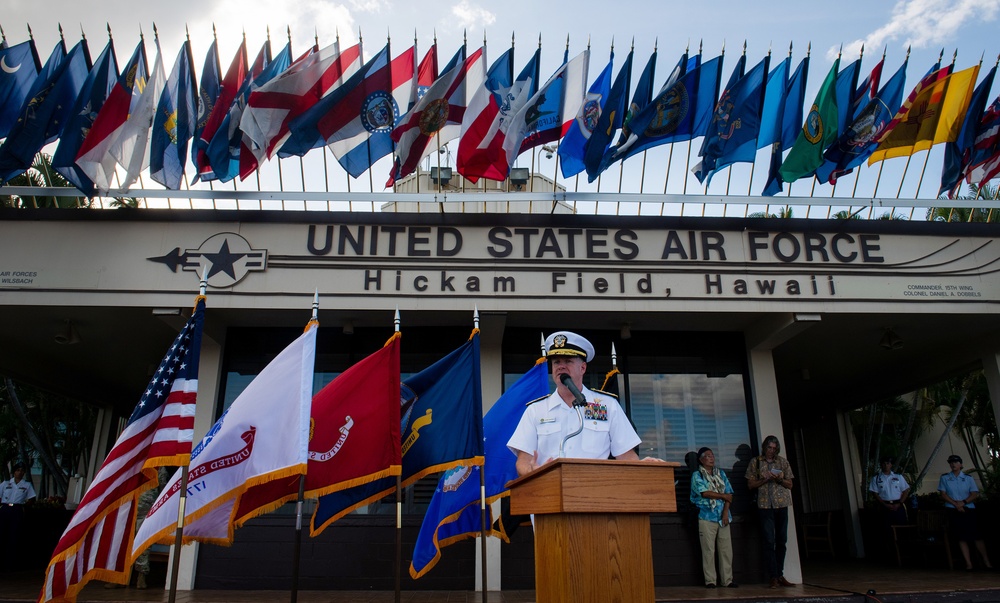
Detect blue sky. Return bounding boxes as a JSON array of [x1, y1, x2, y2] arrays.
[[5, 0, 1000, 205]]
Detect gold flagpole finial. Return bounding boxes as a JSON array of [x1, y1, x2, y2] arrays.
[[26, 23, 34, 40], [788, 41, 793, 58], [106, 23, 112, 41], [58, 23, 64, 42], [80, 24, 86, 42], [152, 22, 159, 41], [742, 39, 747, 56], [859, 43, 864, 60], [807, 41, 811, 58], [698, 39, 703, 55]]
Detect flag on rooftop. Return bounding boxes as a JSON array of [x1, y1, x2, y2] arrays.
[[0, 39, 89, 182], [387, 44, 485, 186], [190, 37, 221, 183], [205, 40, 282, 183], [867, 60, 952, 165], [150, 40, 197, 189], [815, 56, 908, 185], [0, 39, 41, 139], [694, 54, 769, 185], [240, 40, 361, 163], [501, 48, 588, 176], [74, 39, 147, 194], [110, 37, 165, 189], [559, 50, 613, 178], [51, 40, 117, 196], [133, 319, 316, 549], [761, 55, 808, 196], [40, 296, 205, 603], [778, 56, 840, 183], [940, 63, 996, 197], [457, 46, 540, 183], [583, 47, 632, 183], [284, 43, 417, 177], [966, 93, 1000, 187], [415, 43, 438, 105]]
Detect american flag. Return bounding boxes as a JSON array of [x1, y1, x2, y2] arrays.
[[40, 297, 205, 603], [966, 96, 1000, 186]]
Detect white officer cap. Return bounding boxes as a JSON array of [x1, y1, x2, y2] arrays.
[[544, 331, 595, 362]]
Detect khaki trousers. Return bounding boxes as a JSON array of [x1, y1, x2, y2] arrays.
[[698, 518, 733, 586]]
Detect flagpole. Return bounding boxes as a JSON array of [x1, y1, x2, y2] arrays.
[[166, 268, 208, 603], [290, 291, 319, 603], [914, 150, 932, 199], [896, 155, 912, 198], [470, 307, 488, 603], [394, 307, 402, 603]]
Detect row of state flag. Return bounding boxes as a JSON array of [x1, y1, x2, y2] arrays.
[[38, 294, 554, 603], [3, 28, 1000, 198]]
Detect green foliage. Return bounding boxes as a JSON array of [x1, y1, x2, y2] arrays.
[[0, 153, 90, 209], [0, 379, 97, 496], [929, 183, 999, 222]]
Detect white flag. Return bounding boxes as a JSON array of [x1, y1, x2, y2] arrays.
[[133, 322, 316, 551], [111, 39, 166, 189]]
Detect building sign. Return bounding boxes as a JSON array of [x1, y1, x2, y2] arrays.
[[1, 217, 997, 307]]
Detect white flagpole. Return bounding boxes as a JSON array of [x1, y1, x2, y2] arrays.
[[166, 268, 208, 603]]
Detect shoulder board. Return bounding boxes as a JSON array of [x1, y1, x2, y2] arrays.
[[591, 388, 618, 400], [525, 395, 548, 407]]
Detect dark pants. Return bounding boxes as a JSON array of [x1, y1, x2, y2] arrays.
[[759, 506, 788, 579], [0, 504, 26, 572]]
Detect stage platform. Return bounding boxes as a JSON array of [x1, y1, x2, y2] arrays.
[[3, 561, 998, 603]]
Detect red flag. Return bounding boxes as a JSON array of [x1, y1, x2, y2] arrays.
[[387, 46, 485, 186], [231, 332, 401, 527], [240, 41, 361, 163], [415, 44, 438, 103], [40, 298, 205, 603], [194, 40, 248, 180]]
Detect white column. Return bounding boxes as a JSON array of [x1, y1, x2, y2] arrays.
[[746, 347, 802, 584], [475, 312, 506, 592], [170, 329, 225, 591]]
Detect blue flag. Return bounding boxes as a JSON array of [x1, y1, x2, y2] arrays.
[[0, 40, 41, 138], [762, 56, 809, 196], [150, 41, 197, 189], [0, 40, 89, 182], [939, 64, 997, 197], [584, 49, 632, 182], [207, 41, 287, 183], [51, 41, 117, 196], [694, 55, 768, 185], [190, 39, 220, 182], [313, 332, 485, 532], [813, 58, 907, 185], [559, 52, 613, 178], [614, 49, 656, 148], [757, 57, 790, 149], [835, 57, 861, 137], [605, 53, 717, 167], [410, 359, 549, 579]]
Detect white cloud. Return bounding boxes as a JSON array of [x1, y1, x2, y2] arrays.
[[447, 0, 496, 33], [189, 0, 358, 56], [828, 0, 1000, 61], [349, 0, 391, 12]]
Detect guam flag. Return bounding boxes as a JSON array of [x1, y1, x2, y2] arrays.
[[815, 58, 908, 184], [313, 330, 484, 534], [410, 359, 549, 578]]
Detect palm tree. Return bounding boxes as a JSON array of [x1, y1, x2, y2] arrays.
[[929, 183, 998, 222], [1, 152, 141, 209], [1, 153, 90, 209]]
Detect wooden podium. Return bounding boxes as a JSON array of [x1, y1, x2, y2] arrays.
[[507, 458, 678, 603]]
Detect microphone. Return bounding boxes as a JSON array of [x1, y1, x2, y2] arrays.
[[559, 374, 588, 407]]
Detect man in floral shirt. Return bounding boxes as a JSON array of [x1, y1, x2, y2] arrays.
[[746, 435, 794, 588], [690, 447, 737, 589]]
